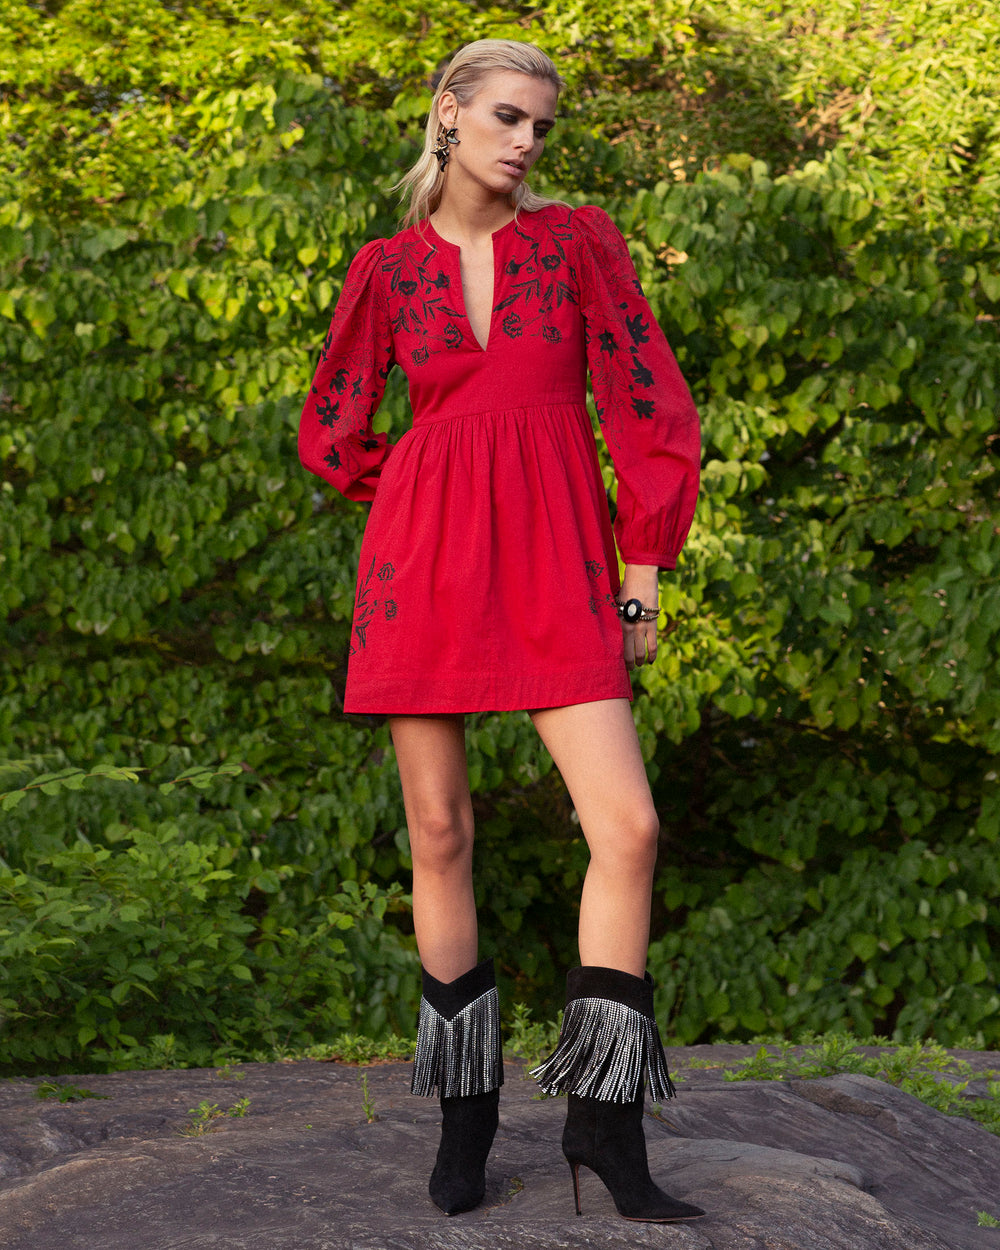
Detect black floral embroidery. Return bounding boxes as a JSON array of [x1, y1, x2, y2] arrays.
[[350, 554, 397, 654], [632, 396, 656, 419], [598, 330, 618, 355], [585, 560, 605, 578], [316, 395, 338, 427], [304, 241, 395, 483], [626, 312, 650, 344], [629, 355, 655, 388], [488, 216, 578, 344], [502, 312, 523, 338], [382, 239, 470, 353], [351, 555, 378, 655]]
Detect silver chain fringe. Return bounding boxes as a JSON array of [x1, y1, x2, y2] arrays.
[[411, 986, 502, 1098], [530, 995, 676, 1103]]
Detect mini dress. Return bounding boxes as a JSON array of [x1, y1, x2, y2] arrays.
[[298, 203, 700, 714]]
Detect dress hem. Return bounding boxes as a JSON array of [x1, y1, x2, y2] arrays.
[[344, 665, 632, 716]]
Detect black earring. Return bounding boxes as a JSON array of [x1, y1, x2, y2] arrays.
[[433, 125, 459, 171]]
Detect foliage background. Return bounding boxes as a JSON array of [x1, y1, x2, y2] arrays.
[[1, 0, 998, 1072]]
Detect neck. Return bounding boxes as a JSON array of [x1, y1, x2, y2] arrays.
[[431, 181, 517, 244]]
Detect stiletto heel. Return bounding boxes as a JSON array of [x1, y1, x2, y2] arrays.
[[533, 967, 706, 1224], [569, 1161, 583, 1215]]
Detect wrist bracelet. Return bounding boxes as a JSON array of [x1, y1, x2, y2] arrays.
[[615, 598, 659, 624]]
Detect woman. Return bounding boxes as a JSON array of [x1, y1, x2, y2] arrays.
[[299, 39, 703, 1223]]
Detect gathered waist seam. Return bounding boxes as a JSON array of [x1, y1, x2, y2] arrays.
[[412, 397, 588, 427]]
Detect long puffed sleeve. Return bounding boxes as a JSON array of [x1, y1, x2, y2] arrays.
[[574, 205, 700, 569], [299, 239, 395, 502]]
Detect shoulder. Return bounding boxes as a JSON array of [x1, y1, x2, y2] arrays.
[[568, 204, 628, 254], [347, 236, 389, 271], [336, 237, 393, 313]]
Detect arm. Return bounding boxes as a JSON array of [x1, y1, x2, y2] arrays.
[[298, 239, 395, 503], [575, 206, 701, 666]]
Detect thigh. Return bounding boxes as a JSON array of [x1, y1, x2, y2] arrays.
[[389, 714, 472, 829], [529, 699, 655, 837]]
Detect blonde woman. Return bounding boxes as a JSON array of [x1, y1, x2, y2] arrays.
[[299, 39, 703, 1223]]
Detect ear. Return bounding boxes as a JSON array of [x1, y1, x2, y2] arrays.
[[437, 90, 459, 129]]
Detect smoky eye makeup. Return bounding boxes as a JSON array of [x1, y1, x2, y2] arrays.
[[493, 103, 556, 138]]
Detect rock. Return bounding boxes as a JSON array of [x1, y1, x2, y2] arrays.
[[0, 1048, 997, 1249]]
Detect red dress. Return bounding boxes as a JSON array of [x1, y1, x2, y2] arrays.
[[298, 204, 700, 714]]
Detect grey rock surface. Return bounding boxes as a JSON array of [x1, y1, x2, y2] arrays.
[[1, 1047, 998, 1249]]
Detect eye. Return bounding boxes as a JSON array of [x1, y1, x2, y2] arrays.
[[496, 112, 518, 125]]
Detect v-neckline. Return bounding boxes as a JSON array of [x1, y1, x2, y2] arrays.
[[424, 217, 518, 353]]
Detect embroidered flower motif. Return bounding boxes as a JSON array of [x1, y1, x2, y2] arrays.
[[630, 356, 655, 388], [632, 396, 656, 419], [399, 280, 418, 296], [411, 345, 430, 365], [540, 254, 561, 270], [384, 599, 398, 619], [505, 259, 523, 275], [352, 555, 378, 654], [542, 325, 561, 344], [626, 312, 650, 344], [316, 395, 339, 426], [598, 330, 618, 355], [585, 560, 605, 578], [378, 562, 395, 581], [443, 322, 463, 348], [431, 271, 450, 288], [502, 312, 523, 338]]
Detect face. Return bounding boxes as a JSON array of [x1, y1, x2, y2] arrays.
[[438, 69, 558, 197]]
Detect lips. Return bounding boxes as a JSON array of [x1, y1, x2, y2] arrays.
[[500, 159, 526, 174]]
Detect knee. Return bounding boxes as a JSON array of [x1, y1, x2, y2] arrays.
[[597, 805, 659, 874], [408, 806, 474, 874]]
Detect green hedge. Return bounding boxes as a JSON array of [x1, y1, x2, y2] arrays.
[[1, 0, 998, 1071]]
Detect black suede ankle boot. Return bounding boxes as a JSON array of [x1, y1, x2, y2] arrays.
[[429, 1088, 500, 1215], [411, 958, 503, 1216], [532, 965, 704, 1224]]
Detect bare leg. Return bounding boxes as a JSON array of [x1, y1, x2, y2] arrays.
[[530, 699, 658, 977], [389, 714, 478, 982]]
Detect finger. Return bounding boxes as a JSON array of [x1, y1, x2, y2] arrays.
[[622, 627, 638, 671], [642, 622, 657, 665]]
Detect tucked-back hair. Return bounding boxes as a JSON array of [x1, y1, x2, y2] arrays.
[[396, 39, 567, 229]]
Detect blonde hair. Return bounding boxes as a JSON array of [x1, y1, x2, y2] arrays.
[[395, 39, 568, 229]]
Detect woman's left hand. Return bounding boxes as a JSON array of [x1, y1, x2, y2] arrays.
[[619, 564, 660, 671]]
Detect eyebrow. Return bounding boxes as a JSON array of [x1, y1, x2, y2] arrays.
[[493, 101, 557, 127]]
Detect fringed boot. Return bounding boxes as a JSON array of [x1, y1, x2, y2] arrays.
[[531, 965, 705, 1223], [411, 957, 504, 1216]]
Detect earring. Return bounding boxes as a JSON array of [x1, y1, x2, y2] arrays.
[[433, 124, 459, 171]]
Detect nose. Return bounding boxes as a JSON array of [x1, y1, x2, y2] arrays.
[[513, 121, 534, 151]]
